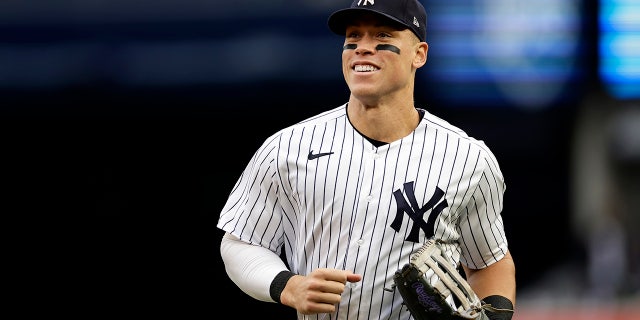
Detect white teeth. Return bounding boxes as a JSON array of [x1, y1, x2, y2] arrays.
[[354, 65, 378, 72]]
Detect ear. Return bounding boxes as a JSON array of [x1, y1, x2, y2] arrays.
[[413, 42, 428, 68]]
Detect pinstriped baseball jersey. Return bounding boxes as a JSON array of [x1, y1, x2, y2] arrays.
[[217, 103, 508, 320]]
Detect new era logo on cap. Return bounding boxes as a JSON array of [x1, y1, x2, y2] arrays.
[[328, 0, 427, 42]]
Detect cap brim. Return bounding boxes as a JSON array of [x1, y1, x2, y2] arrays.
[[327, 8, 409, 36]]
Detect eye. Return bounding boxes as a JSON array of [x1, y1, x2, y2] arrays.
[[376, 31, 393, 39], [346, 31, 361, 39]]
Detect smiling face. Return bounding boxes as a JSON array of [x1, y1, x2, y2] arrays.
[[341, 13, 428, 105]]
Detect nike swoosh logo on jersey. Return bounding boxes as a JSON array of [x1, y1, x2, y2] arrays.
[[308, 150, 334, 160]]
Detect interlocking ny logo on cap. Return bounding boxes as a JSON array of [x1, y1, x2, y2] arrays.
[[357, 0, 374, 6], [328, 0, 427, 43]]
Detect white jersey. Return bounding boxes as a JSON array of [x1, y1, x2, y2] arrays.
[[217, 103, 508, 320]]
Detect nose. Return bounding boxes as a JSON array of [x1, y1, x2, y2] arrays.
[[355, 46, 374, 55], [354, 38, 376, 55]]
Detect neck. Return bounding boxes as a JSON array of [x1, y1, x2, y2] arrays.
[[346, 98, 420, 144]]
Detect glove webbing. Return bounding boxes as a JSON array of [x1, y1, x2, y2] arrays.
[[410, 239, 483, 319]]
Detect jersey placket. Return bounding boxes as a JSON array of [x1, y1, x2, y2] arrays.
[[343, 145, 382, 284]]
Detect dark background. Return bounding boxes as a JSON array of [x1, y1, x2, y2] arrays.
[[3, 0, 637, 317]]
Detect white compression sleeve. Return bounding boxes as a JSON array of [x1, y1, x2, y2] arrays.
[[220, 232, 289, 302]]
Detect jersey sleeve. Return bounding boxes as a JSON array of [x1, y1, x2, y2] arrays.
[[217, 133, 286, 254], [457, 146, 508, 269]]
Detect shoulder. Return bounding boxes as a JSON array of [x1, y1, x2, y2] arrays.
[[420, 108, 494, 153], [293, 104, 348, 128], [255, 104, 348, 149], [420, 108, 469, 138], [267, 104, 348, 139], [420, 108, 502, 173]]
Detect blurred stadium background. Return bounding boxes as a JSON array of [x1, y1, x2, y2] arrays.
[[3, 0, 637, 318]]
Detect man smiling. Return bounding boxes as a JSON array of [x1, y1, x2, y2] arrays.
[[218, 1, 516, 319]]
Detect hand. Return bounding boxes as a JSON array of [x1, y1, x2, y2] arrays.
[[280, 268, 362, 315]]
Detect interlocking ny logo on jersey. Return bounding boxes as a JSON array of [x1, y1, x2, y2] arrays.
[[390, 181, 448, 243]]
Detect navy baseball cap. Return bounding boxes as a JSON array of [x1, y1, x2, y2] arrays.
[[328, 0, 427, 42]]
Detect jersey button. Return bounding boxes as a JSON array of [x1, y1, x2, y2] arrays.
[[356, 239, 364, 246]]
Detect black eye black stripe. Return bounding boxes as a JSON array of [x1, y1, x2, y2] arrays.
[[342, 43, 400, 55], [376, 44, 400, 54], [343, 44, 357, 50]]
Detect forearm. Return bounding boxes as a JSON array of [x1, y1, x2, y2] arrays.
[[463, 251, 516, 320], [464, 250, 516, 304], [220, 232, 289, 302]]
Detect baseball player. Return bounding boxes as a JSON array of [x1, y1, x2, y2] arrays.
[[217, 0, 516, 319]]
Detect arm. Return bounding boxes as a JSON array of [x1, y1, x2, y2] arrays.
[[220, 232, 363, 314], [220, 232, 288, 302], [462, 250, 516, 305], [463, 250, 516, 320]]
